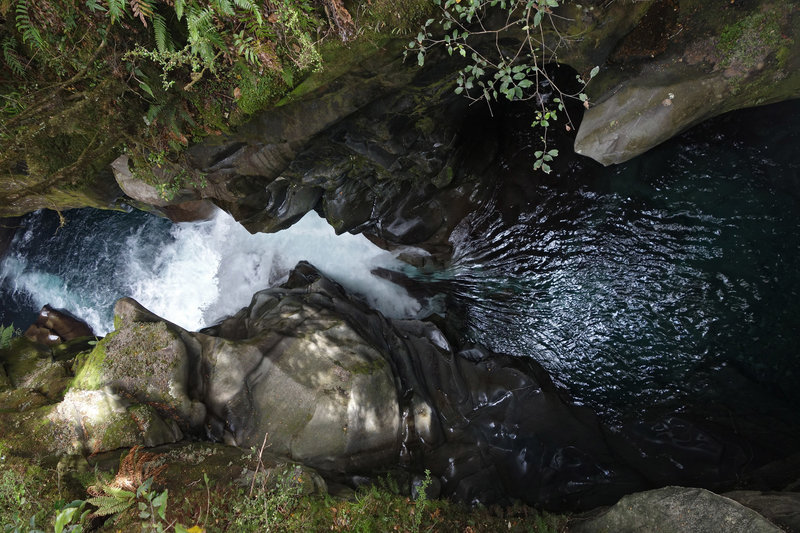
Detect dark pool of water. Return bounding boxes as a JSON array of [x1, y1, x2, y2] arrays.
[[434, 99, 800, 434]]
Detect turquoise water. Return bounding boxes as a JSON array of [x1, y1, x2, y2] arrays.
[[438, 99, 800, 430]]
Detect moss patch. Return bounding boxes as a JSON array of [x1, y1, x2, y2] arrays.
[[717, 9, 783, 70]]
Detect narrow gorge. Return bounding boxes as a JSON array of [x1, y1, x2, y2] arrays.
[[1, 0, 799, 530]]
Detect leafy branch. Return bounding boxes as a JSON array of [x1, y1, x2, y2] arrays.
[[408, 0, 599, 173]]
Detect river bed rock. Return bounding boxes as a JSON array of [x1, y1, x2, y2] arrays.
[[0, 262, 645, 508], [574, 0, 800, 165], [2, 262, 798, 510], [570, 486, 785, 533]]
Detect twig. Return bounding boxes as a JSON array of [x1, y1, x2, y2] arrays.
[[248, 432, 270, 498]]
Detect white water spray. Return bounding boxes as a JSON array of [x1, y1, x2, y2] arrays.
[[0, 208, 424, 335], [125, 208, 423, 332]]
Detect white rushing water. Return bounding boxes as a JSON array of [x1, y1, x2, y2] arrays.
[[126, 208, 426, 331], [0, 208, 426, 334]]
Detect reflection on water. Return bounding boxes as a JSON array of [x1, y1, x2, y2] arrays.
[[429, 99, 800, 424]]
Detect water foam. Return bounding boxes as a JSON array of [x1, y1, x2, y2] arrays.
[[127, 208, 423, 332], [1, 208, 423, 335]]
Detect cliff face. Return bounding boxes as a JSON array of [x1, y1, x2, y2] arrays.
[[2, 1, 798, 235], [110, 0, 800, 260], [1, 263, 783, 510], [574, 0, 800, 165]]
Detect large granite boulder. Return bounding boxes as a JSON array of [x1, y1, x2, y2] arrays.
[[571, 486, 784, 533], [2, 262, 791, 509], [574, 0, 800, 165]]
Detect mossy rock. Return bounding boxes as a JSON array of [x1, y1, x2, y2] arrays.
[[0, 337, 91, 407], [71, 300, 206, 431]]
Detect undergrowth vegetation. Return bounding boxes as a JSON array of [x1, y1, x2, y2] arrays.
[[0, 0, 432, 207], [0, 445, 567, 532]]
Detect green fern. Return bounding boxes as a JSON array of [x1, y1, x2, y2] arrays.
[[15, 0, 45, 51], [233, 0, 262, 25], [87, 485, 136, 517], [152, 11, 173, 53], [186, 6, 224, 69], [174, 0, 185, 20], [86, 495, 135, 517], [103, 486, 136, 499], [106, 0, 126, 23], [2, 37, 26, 78], [212, 0, 234, 17], [233, 31, 258, 65], [145, 103, 164, 125]]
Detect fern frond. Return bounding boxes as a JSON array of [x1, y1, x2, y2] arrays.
[[186, 6, 223, 68], [186, 6, 213, 45], [129, 0, 154, 27], [15, 0, 46, 51], [145, 103, 164, 124], [233, 31, 258, 65], [86, 495, 134, 516], [233, 0, 261, 25], [212, 0, 234, 16], [174, 0, 184, 20], [2, 38, 26, 79], [106, 0, 126, 23], [102, 486, 136, 499], [152, 11, 173, 53]]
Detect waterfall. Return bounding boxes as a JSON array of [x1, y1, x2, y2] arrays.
[[0, 208, 426, 335]]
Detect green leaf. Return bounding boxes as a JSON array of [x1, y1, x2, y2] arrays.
[[106, 0, 126, 23], [152, 489, 169, 519], [590, 65, 599, 78], [54, 506, 79, 533], [417, 51, 424, 66], [533, 10, 542, 27], [139, 81, 155, 98]]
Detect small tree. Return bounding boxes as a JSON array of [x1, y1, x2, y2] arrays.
[[408, 0, 599, 173]]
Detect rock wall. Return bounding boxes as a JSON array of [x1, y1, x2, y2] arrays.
[[575, 0, 800, 165], [4, 262, 795, 511]]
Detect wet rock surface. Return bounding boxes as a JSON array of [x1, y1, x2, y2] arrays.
[[571, 486, 785, 533], [24, 304, 94, 345], [182, 43, 498, 261], [575, 0, 800, 165], [5, 262, 797, 510]]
